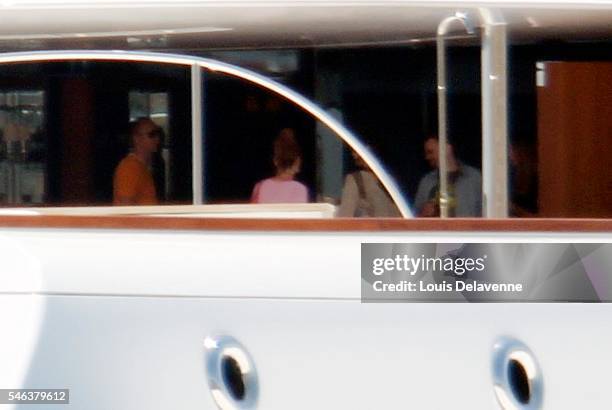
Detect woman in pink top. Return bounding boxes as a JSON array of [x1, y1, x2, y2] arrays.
[[251, 128, 309, 203]]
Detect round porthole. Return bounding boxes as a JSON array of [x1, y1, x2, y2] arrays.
[[492, 338, 543, 410], [204, 335, 259, 410]]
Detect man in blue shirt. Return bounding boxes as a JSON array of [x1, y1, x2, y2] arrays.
[[414, 136, 482, 217]]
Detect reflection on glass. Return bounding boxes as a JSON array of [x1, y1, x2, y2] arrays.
[[0, 91, 45, 205], [315, 107, 345, 204], [129, 91, 169, 138]]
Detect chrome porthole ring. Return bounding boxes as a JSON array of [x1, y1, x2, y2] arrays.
[[492, 337, 544, 410], [204, 335, 259, 410]]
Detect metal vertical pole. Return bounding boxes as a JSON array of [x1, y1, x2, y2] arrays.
[[437, 13, 474, 218], [480, 8, 509, 218], [191, 63, 204, 205], [436, 31, 450, 218]]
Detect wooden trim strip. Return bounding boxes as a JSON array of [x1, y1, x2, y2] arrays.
[[0, 215, 610, 232]]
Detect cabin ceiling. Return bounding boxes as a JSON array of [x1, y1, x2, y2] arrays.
[[0, 2, 610, 51]]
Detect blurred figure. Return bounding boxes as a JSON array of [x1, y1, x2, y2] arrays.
[[414, 135, 481, 217], [337, 151, 400, 217], [251, 128, 308, 203], [113, 117, 161, 205]]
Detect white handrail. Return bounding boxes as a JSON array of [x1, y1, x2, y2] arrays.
[[436, 12, 475, 218]]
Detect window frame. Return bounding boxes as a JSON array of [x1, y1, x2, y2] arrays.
[[0, 50, 412, 217]]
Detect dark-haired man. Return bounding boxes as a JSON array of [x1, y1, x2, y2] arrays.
[[414, 136, 482, 217]]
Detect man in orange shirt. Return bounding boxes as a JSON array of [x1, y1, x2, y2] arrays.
[[113, 118, 161, 205]]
